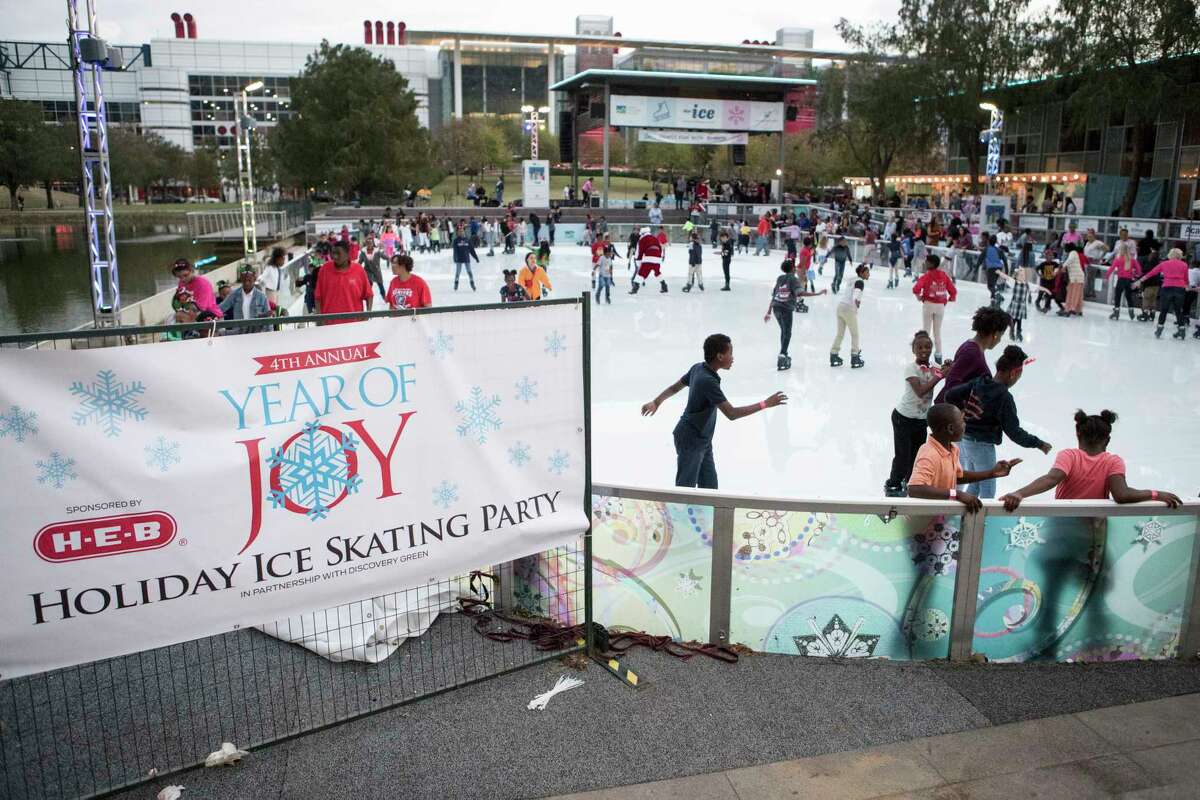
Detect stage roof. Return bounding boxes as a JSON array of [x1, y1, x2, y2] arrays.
[[550, 69, 816, 94]]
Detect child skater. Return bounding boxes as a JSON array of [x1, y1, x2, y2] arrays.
[[593, 242, 616, 305], [906, 403, 1024, 512], [719, 230, 734, 291], [994, 266, 1051, 342], [1000, 409, 1180, 510], [499, 268, 530, 303], [764, 259, 827, 371], [886, 231, 902, 290], [830, 264, 870, 369], [683, 233, 705, 292], [884, 330, 950, 497]]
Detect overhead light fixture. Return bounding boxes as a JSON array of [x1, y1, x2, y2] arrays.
[[243, 80, 265, 93], [979, 101, 998, 113]]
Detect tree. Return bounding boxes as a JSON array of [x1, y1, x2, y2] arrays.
[[188, 145, 222, 195], [0, 99, 44, 209], [107, 128, 160, 203], [30, 124, 78, 209], [873, 0, 1037, 192], [816, 30, 935, 203], [273, 41, 429, 198], [631, 140, 693, 185], [432, 117, 505, 195], [1046, 0, 1200, 215]]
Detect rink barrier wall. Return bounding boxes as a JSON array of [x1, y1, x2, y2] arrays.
[[591, 483, 1200, 664], [0, 297, 595, 800]]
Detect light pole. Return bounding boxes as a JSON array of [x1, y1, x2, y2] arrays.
[[979, 101, 1004, 195], [521, 104, 551, 159], [236, 80, 264, 262]]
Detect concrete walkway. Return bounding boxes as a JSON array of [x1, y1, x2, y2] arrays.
[[552, 693, 1200, 800]]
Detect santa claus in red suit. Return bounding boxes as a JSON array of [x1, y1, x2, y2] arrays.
[[631, 227, 668, 294]]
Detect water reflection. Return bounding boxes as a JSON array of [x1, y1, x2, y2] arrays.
[[0, 222, 207, 334]]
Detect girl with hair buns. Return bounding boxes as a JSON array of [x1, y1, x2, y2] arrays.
[[1001, 410, 1181, 510]]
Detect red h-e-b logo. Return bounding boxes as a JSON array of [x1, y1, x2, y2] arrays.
[[34, 511, 177, 562]]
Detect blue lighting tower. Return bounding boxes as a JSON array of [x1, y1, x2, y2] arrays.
[[979, 102, 1004, 188], [67, 0, 123, 327]]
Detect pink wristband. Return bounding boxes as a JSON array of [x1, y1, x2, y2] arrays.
[[1151, 490, 1158, 501], [758, 400, 767, 411]]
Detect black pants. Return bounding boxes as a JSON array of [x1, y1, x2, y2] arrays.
[[773, 305, 793, 355], [1185, 289, 1198, 320], [1113, 277, 1135, 310], [986, 268, 1000, 296], [833, 262, 846, 294], [722, 256, 731, 286], [674, 428, 717, 489], [1158, 286, 1187, 327], [887, 409, 928, 489]]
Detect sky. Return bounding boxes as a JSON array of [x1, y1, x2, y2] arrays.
[[8, 1, 902, 52]]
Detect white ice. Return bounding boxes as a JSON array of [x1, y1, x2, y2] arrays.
[[404, 243, 1200, 499]]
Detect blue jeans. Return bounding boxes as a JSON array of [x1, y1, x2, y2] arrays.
[[959, 437, 996, 498], [594, 275, 613, 302], [674, 428, 717, 489], [755, 235, 769, 256], [454, 261, 475, 288]]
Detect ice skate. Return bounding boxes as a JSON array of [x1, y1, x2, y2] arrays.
[[1129, 308, 1136, 320], [660, 281, 669, 293], [884, 483, 905, 498], [721, 284, 730, 291], [699, 284, 705, 291], [629, 282, 640, 295], [1173, 325, 1186, 340], [830, 353, 843, 367], [1155, 325, 1164, 339], [796, 301, 809, 313], [1194, 326, 1200, 339], [851, 352, 865, 369], [777, 354, 790, 371], [1109, 308, 1119, 320], [682, 284, 692, 293]]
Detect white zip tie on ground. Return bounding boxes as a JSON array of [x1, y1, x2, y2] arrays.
[[527, 674, 584, 711], [203, 742, 248, 767], [156, 786, 184, 800]]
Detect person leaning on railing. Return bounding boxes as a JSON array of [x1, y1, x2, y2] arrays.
[[906, 403, 1023, 512], [1001, 410, 1180, 511]]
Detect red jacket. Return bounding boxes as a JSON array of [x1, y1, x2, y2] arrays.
[[913, 269, 957, 304], [636, 234, 663, 265]]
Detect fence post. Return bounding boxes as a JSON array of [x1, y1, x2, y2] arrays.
[[948, 509, 986, 661], [581, 292, 594, 655], [1178, 516, 1200, 660], [709, 505, 735, 645]]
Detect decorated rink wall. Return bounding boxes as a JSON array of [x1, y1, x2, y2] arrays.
[[583, 489, 1200, 663]]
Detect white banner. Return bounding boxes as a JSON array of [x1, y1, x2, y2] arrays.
[[522, 159, 550, 208], [637, 129, 749, 146], [610, 95, 783, 132], [0, 304, 587, 678], [1180, 223, 1200, 241]]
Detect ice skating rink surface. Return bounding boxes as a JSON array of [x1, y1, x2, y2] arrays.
[[407, 243, 1199, 499]]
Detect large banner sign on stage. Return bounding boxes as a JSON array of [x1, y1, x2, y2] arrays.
[[637, 129, 749, 146], [610, 95, 784, 132], [0, 303, 588, 678]]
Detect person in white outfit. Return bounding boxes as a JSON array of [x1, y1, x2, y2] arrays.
[[831, 264, 870, 369]]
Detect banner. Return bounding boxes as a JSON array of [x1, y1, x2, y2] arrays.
[[610, 95, 783, 132], [0, 304, 587, 678], [522, 159, 550, 208], [637, 129, 749, 146]]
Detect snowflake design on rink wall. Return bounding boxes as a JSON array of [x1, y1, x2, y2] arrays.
[[144, 436, 182, 473], [455, 386, 502, 445], [428, 330, 455, 358], [544, 330, 566, 358], [267, 421, 362, 521], [1005, 516, 1046, 551], [508, 441, 532, 467], [36, 451, 77, 490], [1132, 518, 1166, 552], [910, 519, 960, 576], [916, 609, 950, 642], [514, 376, 539, 404], [547, 449, 570, 475], [69, 369, 147, 438], [431, 480, 459, 510], [676, 569, 704, 597], [0, 405, 38, 443], [794, 614, 880, 658]]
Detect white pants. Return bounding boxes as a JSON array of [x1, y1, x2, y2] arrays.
[[922, 301, 946, 354], [687, 264, 703, 287], [832, 305, 860, 354]]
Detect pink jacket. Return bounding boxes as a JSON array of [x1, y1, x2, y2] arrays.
[[178, 274, 221, 317], [1140, 258, 1189, 289], [1106, 256, 1141, 281]]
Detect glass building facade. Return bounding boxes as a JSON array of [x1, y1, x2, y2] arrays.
[[437, 48, 565, 127]]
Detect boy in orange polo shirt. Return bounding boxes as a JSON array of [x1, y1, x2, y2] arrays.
[[906, 403, 1023, 511]]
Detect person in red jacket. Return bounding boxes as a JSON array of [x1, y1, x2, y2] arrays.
[[912, 253, 957, 364], [631, 227, 668, 294]]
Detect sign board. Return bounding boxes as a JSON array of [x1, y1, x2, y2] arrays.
[[1180, 223, 1200, 240], [1017, 214, 1049, 231], [521, 159, 550, 209], [980, 194, 1010, 231], [753, 204, 781, 217], [0, 306, 587, 678], [1122, 221, 1159, 238], [610, 95, 784, 132], [637, 129, 749, 146]]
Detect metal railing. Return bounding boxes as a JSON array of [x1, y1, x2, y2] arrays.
[[592, 484, 1200, 664], [185, 208, 304, 242]]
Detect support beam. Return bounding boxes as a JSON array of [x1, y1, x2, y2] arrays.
[[546, 40, 556, 135], [602, 82, 610, 210], [453, 38, 463, 119]]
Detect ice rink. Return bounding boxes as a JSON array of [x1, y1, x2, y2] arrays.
[[403, 242, 1199, 499]]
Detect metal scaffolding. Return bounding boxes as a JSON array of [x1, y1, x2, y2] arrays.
[[67, 0, 120, 326], [235, 90, 258, 261]]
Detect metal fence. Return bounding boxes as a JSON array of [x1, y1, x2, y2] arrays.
[[185, 208, 305, 242], [0, 299, 594, 800]]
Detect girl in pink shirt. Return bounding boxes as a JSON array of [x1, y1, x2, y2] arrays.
[[1105, 242, 1141, 320], [1001, 410, 1180, 510], [1134, 249, 1191, 339]]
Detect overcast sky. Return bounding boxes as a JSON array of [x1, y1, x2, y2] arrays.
[[9, 1, 902, 51]]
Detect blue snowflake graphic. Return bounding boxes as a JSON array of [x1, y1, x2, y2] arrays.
[[431, 480, 459, 510], [514, 376, 539, 404], [547, 449, 570, 476], [455, 386, 502, 445], [267, 421, 363, 521], [69, 369, 147, 438], [36, 451, 77, 490], [144, 436, 182, 473], [0, 405, 38, 443], [508, 441, 532, 467], [544, 330, 567, 358], [428, 330, 455, 358]]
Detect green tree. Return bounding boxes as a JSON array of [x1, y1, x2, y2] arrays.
[[274, 40, 428, 198], [816, 31, 934, 203], [30, 123, 78, 209], [0, 99, 44, 209], [874, 0, 1037, 192], [1046, 0, 1200, 215], [108, 127, 162, 203], [433, 117, 505, 195], [188, 145, 222, 195], [631, 140, 693, 185]]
